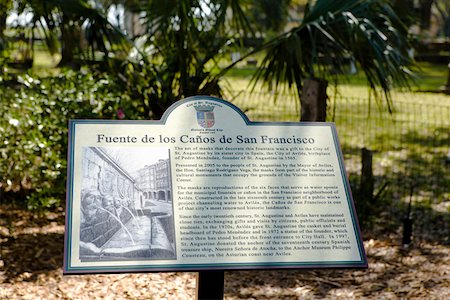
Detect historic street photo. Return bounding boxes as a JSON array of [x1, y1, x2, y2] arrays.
[[78, 147, 176, 262]]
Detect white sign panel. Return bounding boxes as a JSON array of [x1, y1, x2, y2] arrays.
[[63, 96, 367, 274]]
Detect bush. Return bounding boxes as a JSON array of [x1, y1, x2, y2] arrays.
[[0, 68, 140, 209]]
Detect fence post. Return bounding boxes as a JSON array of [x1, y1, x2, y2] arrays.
[[402, 185, 414, 246], [359, 148, 374, 219]]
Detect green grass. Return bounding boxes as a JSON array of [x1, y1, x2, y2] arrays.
[[8, 50, 450, 208], [32, 50, 60, 71], [223, 59, 450, 90], [414, 61, 450, 91], [222, 64, 449, 210], [2, 53, 448, 240]]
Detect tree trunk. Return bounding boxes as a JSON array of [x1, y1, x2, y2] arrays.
[[58, 14, 81, 66], [419, 0, 434, 30], [392, 0, 415, 27], [300, 78, 328, 122], [0, 1, 8, 41], [0, 16, 5, 40]]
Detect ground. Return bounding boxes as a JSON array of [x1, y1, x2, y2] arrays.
[[0, 204, 449, 299]]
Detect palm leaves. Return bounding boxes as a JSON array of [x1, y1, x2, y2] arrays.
[[118, 0, 255, 118], [8, 0, 128, 64], [252, 0, 415, 111], [3, 0, 416, 117]]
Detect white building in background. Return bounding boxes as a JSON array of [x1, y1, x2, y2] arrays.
[[137, 159, 172, 203]]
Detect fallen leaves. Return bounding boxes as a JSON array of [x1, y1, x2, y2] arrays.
[[1, 204, 449, 299]]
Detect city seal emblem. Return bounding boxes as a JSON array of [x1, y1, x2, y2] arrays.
[[194, 104, 215, 128]]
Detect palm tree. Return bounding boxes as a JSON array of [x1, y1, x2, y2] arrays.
[[248, 0, 292, 36], [243, 0, 415, 121], [66, 0, 415, 121], [117, 0, 254, 118], [5, 0, 128, 66], [0, 1, 13, 40], [5, 0, 415, 121], [0, 0, 13, 65]]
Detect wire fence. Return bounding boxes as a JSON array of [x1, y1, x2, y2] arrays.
[[225, 90, 450, 205]]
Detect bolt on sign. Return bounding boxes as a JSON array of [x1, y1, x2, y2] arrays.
[[63, 96, 367, 274]]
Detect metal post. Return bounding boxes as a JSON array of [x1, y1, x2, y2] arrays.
[[196, 270, 224, 300]]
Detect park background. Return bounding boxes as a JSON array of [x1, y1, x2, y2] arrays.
[[0, 0, 449, 299]]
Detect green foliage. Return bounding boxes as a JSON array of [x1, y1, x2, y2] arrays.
[[250, 0, 416, 110], [113, 0, 255, 119], [0, 0, 429, 213], [0, 68, 136, 208], [247, 0, 292, 35], [3, 0, 128, 66]]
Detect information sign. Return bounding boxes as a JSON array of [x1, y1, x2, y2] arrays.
[[63, 96, 367, 274]]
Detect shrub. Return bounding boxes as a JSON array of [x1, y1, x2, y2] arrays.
[[0, 68, 138, 209]]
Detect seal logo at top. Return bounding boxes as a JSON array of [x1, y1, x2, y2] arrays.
[[194, 104, 215, 128]]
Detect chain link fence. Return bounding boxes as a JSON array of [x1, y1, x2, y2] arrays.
[[225, 90, 450, 208]]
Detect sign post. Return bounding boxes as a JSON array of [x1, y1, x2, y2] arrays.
[[63, 96, 367, 294], [196, 270, 225, 299]]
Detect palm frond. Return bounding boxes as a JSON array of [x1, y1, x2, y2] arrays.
[[253, 0, 416, 105]]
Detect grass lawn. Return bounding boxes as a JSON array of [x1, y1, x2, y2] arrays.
[[12, 53, 449, 218], [32, 51, 61, 73], [0, 55, 448, 299], [222, 63, 449, 233]]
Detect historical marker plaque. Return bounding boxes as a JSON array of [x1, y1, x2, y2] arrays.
[[63, 96, 367, 274]]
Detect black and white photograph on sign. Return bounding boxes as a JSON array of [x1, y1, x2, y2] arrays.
[[78, 147, 176, 261]]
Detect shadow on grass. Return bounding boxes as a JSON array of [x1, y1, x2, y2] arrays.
[[385, 125, 449, 149], [341, 125, 449, 246]]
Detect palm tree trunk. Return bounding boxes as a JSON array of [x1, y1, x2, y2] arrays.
[[0, 1, 8, 41], [59, 14, 81, 66], [300, 78, 328, 122], [0, 17, 5, 40], [420, 0, 434, 30]]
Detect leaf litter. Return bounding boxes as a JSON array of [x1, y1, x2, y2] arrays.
[[0, 204, 448, 299]]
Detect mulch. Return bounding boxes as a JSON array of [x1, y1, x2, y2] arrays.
[[1, 204, 449, 299]]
